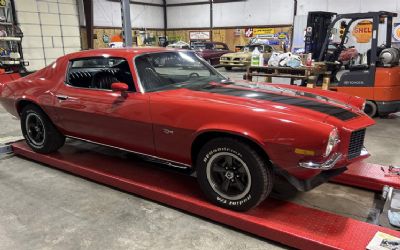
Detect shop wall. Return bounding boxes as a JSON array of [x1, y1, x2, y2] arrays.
[[213, 0, 294, 27], [79, 0, 164, 29], [81, 28, 165, 49], [296, 0, 400, 16], [166, 26, 291, 51], [166, 0, 294, 29], [15, 0, 81, 71], [167, 5, 210, 29]]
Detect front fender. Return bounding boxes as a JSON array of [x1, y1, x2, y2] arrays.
[[193, 123, 272, 150]]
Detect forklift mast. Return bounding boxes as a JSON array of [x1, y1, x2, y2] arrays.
[[304, 11, 336, 60]]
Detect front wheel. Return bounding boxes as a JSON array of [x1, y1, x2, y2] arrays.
[[21, 104, 65, 153], [363, 100, 377, 117], [196, 137, 273, 211], [224, 66, 232, 71]]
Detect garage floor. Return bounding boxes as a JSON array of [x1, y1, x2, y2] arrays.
[[0, 69, 399, 249]]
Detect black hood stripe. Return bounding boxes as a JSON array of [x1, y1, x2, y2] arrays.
[[187, 84, 358, 121]]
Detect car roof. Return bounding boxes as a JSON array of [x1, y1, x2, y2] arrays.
[[193, 41, 225, 45], [65, 47, 189, 60]]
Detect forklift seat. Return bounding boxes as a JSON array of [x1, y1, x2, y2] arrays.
[[348, 64, 369, 71]]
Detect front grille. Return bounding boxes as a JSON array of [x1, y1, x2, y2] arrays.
[[348, 129, 366, 159]]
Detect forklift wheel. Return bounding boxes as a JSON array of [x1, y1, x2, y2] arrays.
[[364, 100, 377, 117]]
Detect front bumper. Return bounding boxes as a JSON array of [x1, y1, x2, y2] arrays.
[[298, 147, 369, 170], [298, 153, 342, 170], [220, 60, 249, 67], [275, 165, 348, 191]]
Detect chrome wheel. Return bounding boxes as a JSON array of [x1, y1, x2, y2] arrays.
[[206, 152, 251, 200], [25, 112, 45, 147]]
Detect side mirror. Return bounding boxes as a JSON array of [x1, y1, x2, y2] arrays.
[[111, 82, 129, 92]]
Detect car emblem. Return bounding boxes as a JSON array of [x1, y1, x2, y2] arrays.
[[162, 128, 174, 135]]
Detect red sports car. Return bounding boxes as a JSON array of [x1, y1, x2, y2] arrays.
[[0, 48, 374, 211]]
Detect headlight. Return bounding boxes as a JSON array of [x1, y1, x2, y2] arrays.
[[240, 58, 247, 61], [324, 128, 339, 157]]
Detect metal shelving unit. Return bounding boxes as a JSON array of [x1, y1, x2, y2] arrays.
[[0, 0, 28, 73]]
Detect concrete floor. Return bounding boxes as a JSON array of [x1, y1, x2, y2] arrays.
[[0, 68, 399, 249]]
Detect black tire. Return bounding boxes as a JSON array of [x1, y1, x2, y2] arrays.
[[21, 104, 65, 154], [224, 66, 232, 71], [364, 100, 377, 117], [196, 137, 273, 211]]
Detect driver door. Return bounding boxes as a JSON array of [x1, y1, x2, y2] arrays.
[[53, 56, 155, 155]]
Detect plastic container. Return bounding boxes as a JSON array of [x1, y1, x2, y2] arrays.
[[259, 53, 264, 66], [251, 47, 261, 66]]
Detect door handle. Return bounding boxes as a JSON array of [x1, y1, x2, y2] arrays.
[[56, 95, 69, 101]]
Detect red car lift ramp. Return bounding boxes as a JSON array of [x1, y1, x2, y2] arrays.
[[7, 140, 400, 250]]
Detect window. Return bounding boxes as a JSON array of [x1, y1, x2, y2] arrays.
[[215, 44, 227, 50], [192, 42, 213, 50], [245, 45, 274, 53], [135, 51, 225, 92], [66, 57, 135, 91]]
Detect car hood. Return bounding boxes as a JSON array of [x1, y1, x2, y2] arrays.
[[154, 81, 367, 124], [223, 52, 251, 58]]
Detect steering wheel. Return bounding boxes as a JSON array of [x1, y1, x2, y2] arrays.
[[188, 72, 200, 80]]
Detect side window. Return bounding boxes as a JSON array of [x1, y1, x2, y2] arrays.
[[66, 57, 135, 91], [205, 43, 214, 50], [215, 44, 227, 50], [264, 45, 273, 53]]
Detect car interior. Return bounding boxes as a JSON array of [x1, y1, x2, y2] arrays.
[[67, 57, 135, 91], [135, 52, 212, 91]]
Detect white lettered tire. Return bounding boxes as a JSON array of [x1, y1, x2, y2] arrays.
[[196, 137, 273, 211]]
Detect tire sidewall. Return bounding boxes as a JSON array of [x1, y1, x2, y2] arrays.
[[21, 108, 47, 150], [197, 140, 270, 211], [21, 105, 64, 153], [364, 101, 377, 117]]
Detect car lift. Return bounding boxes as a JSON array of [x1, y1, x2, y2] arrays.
[[1, 139, 399, 250]]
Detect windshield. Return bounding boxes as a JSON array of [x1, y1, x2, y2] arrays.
[[135, 51, 226, 92], [244, 45, 273, 53], [192, 43, 213, 50]]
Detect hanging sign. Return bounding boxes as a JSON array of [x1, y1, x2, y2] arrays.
[[277, 32, 288, 40], [253, 28, 275, 35], [393, 23, 400, 43], [244, 28, 253, 37], [189, 31, 210, 40], [352, 20, 373, 43]]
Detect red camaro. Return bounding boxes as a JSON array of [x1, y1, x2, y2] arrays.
[[0, 48, 375, 211]]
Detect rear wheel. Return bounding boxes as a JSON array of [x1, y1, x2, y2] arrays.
[[363, 100, 377, 117], [196, 137, 273, 211], [224, 66, 232, 71], [21, 104, 65, 153]]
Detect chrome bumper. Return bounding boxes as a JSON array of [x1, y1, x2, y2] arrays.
[[298, 153, 343, 170]]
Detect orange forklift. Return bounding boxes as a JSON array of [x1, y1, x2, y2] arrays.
[[314, 11, 400, 117]]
